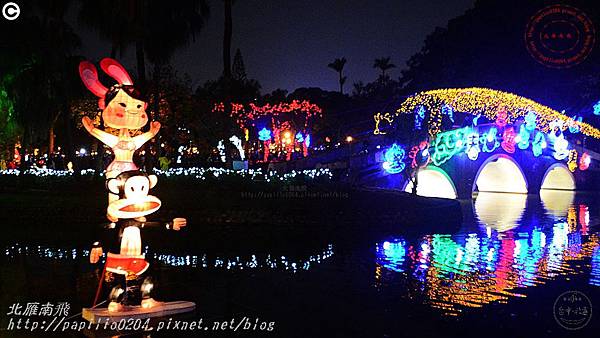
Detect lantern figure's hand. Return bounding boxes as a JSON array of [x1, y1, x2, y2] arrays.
[[172, 218, 186, 231], [82, 116, 95, 133], [150, 121, 161, 135], [90, 246, 103, 264]]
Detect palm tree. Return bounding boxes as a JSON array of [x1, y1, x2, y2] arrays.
[[327, 57, 347, 94], [79, 0, 210, 86], [373, 57, 396, 78]]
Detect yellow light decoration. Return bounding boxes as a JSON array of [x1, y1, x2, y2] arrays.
[[568, 150, 578, 172], [373, 88, 600, 139]]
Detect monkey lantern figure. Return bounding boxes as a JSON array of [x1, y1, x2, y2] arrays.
[[80, 59, 189, 315]]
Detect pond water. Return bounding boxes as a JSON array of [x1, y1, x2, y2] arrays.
[[0, 191, 598, 337]]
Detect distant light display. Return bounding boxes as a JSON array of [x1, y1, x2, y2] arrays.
[[258, 127, 272, 141]]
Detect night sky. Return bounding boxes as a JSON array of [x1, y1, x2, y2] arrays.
[[71, 0, 475, 93]]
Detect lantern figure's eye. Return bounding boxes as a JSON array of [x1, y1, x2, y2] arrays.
[[130, 186, 135, 192], [119, 102, 127, 108], [137, 104, 142, 109]]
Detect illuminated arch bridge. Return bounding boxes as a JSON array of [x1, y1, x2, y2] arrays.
[[372, 88, 600, 199]]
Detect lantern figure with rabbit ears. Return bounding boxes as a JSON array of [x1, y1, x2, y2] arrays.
[[79, 58, 160, 221]]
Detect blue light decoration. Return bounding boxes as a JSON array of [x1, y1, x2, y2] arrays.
[[591, 247, 600, 286], [295, 132, 304, 143], [465, 130, 480, 160], [480, 127, 500, 153], [524, 111, 537, 131], [568, 116, 582, 134], [305, 134, 311, 147], [376, 238, 407, 272], [258, 127, 272, 141], [517, 124, 530, 150], [594, 100, 600, 116], [472, 113, 481, 126], [532, 132, 546, 157], [382, 143, 406, 174], [442, 104, 454, 123], [553, 134, 569, 160], [415, 106, 425, 130]]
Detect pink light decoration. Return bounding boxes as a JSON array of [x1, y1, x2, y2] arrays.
[[496, 108, 508, 128], [501, 127, 516, 153], [263, 140, 270, 162], [579, 152, 591, 171]]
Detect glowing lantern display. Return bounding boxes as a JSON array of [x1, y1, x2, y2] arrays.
[[79, 58, 189, 315], [465, 130, 480, 160], [382, 144, 406, 174], [258, 127, 272, 141], [480, 127, 500, 153], [501, 127, 516, 154], [229, 135, 245, 161], [495, 108, 508, 127], [531, 132, 546, 157], [415, 106, 425, 130], [569, 116, 582, 134], [79, 58, 160, 221], [516, 125, 530, 150], [553, 134, 569, 160], [567, 150, 578, 172], [524, 111, 537, 131], [579, 152, 591, 171]]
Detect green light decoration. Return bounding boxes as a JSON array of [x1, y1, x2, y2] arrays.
[[431, 127, 471, 166]]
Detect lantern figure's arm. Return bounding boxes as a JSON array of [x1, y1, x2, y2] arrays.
[[82, 116, 119, 148], [128, 218, 187, 231], [133, 121, 161, 149]]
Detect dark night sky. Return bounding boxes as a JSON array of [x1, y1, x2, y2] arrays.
[[72, 0, 476, 93]]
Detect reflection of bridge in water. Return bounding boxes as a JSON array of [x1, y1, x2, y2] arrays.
[[374, 192, 600, 316], [370, 88, 600, 198]]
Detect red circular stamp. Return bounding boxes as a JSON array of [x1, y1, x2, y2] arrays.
[[525, 5, 595, 68]]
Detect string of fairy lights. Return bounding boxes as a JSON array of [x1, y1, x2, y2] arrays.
[[4, 243, 334, 273], [374, 87, 600, 139], [0, 167, 333, 181]]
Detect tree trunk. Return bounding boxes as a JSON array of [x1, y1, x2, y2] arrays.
[[223, 0, 233, 78], [339, 72, 343, 94], [48, 126, 55, 154], [136, 40, 146, 87]]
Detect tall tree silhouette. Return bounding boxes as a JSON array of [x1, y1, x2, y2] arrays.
[[223, 0, 233, 78], [79, 0, 209, 86], [327, 57, 347, 94], [373, 57, 396, 79], [232, 49, 247, 81]]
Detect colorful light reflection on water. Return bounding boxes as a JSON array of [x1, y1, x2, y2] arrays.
[[375, 192, 599, 316]]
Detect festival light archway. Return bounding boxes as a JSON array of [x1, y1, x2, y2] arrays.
[[473, 154, 528, 193], [541, 163, 576, 190], [404, 166, 457, 199], [374, 87, 600, 139]]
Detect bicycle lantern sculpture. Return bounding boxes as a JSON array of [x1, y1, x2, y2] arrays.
[[79, 58, 193, 319]]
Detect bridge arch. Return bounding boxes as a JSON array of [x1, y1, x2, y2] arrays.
[[473, 154, 528, 194], [404, 166, 457, 199], [540, 163, 576, 190]]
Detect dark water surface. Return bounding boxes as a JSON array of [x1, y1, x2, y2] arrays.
[[0, 191, 598, 337]]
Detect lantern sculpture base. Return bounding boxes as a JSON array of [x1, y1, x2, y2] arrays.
[[82, 300, 196, 324]]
